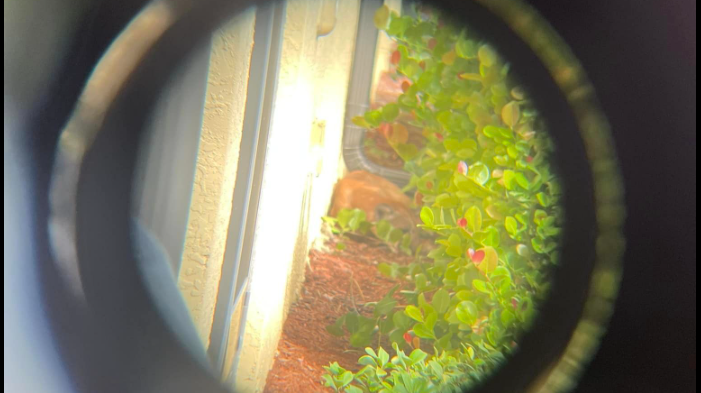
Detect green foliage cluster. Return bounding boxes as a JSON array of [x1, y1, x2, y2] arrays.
[[322, 4, 563, 391]]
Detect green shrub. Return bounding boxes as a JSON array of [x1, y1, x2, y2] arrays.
[[323, 208, 414, 254], [322, 343, 499, 393], [324, 3, 563, 389]]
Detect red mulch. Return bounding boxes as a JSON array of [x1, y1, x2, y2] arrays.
[[263, 235, 414, 393]]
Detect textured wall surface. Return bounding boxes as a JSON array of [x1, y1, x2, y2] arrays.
[[177, 10, 257, 347], [233, 0, 361, 391], [134, 42, 210, 275]]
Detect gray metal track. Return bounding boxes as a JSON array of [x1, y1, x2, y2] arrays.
[[342, 0, 411, 187]]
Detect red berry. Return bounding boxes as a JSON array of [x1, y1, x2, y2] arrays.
[[403, 331, 412, 344], [391, 50, 401, 65], [428, 38, 437, 50], [471, 249, 485, 264], [414, 192, 424, 205], [526, 156, 533, 163], [457, 161, 468, 176], [401, 81, 411, 93], [511, 299, 518, 309], [457, 218, 467, 228], [379, 123, 392, 138], [426, 181, 433, 190], [434, 133, 444, 141]]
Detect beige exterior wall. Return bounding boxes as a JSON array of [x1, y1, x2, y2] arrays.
[[177, 9, 257, 348], [233, 0, 361, 391], [175, 1, 365, 390]]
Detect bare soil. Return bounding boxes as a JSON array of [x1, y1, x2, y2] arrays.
[[263, 235, 413, 393]]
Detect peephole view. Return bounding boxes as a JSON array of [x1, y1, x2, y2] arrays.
[[132, 1, 563, 392]]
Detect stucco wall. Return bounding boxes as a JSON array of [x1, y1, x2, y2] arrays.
[[177, 10, 257, 347], [233, 0, 361, 391]]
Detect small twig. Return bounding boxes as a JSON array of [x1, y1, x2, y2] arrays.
[[349, 273, 360, 314], [351, 277, 365, 300]]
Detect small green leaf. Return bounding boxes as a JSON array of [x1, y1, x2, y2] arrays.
[[446, 244, 463, 258], [322, 374, 335, 388], [378, 347, 390, 366], [482, 227, 500, 247], [375, 366, 387, 377], [432, 289, 450, 314], [405, 305, 424, 322], [502, 170, 516, 190], [425, 311, 438, 331], [350, 332, 372, 348], [501, 101, 521, 128], [443, 138, 460, 152], [345, 385, 363, 393], [393, 312, 412, 330], [417, 292, 428, 311], [413, 323, 436, 339], [505, 216, 518, 236], [478, 45, 497, 67], [536, 192, 551, 207], [435, 193, 457, 208], [348, 209, 366, 231], [337, 209, 353, 229], [465, 206, 483, 233], [515, 172, 531, 190], [456, 290, 471, 301], [436, 332, 453, 351], [456, 301, 478, 325], [468, 163, 490, 185], [364, 109, 383, 127], [534, 210, 548, 225], [501, 309, 515, 326], [395, 143, 419, 161], [420, 207, 435, 226], [358, 221, 372, 235], [401, 233, 412, 253], [382, 103, 400, 122], [358, 355, 376, 367], [387, 15, 411, 37], [376, 220, 391, 240], [456, 148, 476, 159], [351, 116, 371, 128], [455, 37, 478, 59], [389, 228, 403, 243], [379, 316, 394, 334], [477, 247, 498, 274], [491, 266, 510, 277], [415, 273, 428, 291], [375, 297, 397, 317], [429, 360, 444, 376], [472, 280, 490, 294], [346, 313, 359, 333], [378, 262, 393, 277], [373, 4, 390, 29], [340, 371, 354, 387], [336, 242, 346, 251], [409, 349, 428, 364]]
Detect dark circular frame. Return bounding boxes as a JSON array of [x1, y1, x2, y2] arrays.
[[47, 0, 625, 392]]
